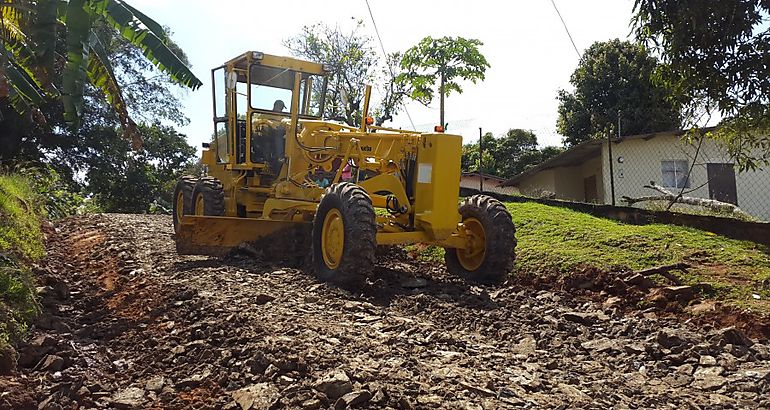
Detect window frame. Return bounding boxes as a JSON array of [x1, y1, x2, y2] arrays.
[[661, 159, 691, 189]]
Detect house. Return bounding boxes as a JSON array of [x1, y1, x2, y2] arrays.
[[501, 127, 770, 221], [460, 172, 518, 195]]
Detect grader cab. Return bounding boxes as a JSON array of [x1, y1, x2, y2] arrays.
[[173, 51, 516, 284]]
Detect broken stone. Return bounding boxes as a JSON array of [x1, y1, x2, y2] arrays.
[[315, 369, 353, 400], [334, 390, 372, 409], [625, 273, 654, 289], [254, 294, 275, 305], [37, 354, 64, 372], [718, 327, 754, 347], [556, 383, 592, 403], [145, 375, 165, 392], [581, 338, 617, 353], [691, 366, 726, 390], [301, 398, 322, 409], [656, 329, 686, 349], [398, 397, 415, 410], [513, 335, 537, 355], [400, 277, 427, 289], [699, 355, 717, 366], [602, 296, 623, 309], [176, 369, 211, 389], [110, 387, 146, 409], [232, 383, 279, 410], [562, 311, 596, 325]]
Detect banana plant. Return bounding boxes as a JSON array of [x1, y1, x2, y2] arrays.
[[0, 0, 202, 148]]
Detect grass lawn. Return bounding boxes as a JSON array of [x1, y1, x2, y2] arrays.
[[407, 201, 770, 313]]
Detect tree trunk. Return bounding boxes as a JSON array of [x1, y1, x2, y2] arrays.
[[439, 73, 445, 129], [620, 182, 750, 217]]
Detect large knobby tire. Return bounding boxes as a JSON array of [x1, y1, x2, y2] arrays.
[[445, 195, 517, 284], [312, 182, 376, 285], [172, 175, 197, 234], [191, 177, 225, 216]]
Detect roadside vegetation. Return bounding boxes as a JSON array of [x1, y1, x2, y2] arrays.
[[408, 201, 770, 312], [0, 174, 45, 367]]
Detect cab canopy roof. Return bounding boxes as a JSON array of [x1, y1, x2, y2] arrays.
[[224, 51, 327, 76]]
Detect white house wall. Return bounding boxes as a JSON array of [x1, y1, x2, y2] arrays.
[[600, 135, 770, 220], [518, 169, 556, 196], [554, 166, 584, 201]]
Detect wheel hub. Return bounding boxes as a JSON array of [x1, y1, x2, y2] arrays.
[[321, 209, 345, 269], [458, 217, 486, 271], [175, 191, 185, 227], [194, 194, 205, 215]]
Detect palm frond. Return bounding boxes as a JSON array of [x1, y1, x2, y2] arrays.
[[3, 55, 44, 105], [29, 0, 59, 78], [61, 0, 92, 130], [88, 0, 201, 89], [87, 31, 141, 148]]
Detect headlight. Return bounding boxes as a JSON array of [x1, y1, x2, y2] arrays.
[[252, 52, 264, 60]]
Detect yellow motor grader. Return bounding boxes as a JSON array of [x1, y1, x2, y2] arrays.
[[173, 51, 516, 284]]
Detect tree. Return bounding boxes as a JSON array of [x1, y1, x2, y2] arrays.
[[461, 129, 564, 179], [556, 39, 681, 147], [398, 36, 489, 128], [81, 122, 195, 213], [0, 0, 201, 148], [633, 0, 770, 170], [1, 17, 196, 215], [284, 22, 406, 127]]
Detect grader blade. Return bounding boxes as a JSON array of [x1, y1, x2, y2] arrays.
[[175, 215, 308, 257]]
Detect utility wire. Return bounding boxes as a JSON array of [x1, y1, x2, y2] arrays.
[[364, 0, 417, 131], [550, 0, 582, 59]]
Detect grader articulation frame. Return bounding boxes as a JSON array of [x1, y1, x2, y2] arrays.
[[173, 51, 516, 284]]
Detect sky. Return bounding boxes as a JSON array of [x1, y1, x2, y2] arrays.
[[131, 0, 638, 149]]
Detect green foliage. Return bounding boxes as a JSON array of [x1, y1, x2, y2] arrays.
[[398, 36, 489, 124], [81, 122, 196, 213], [26, 167, 84, 220], [284, 22, 406, 127], [633, 0, 770, 171], [0, 174, 45, 261], [461, 129, 564, 178], [507, 201, 770, 310], [1, 0, 200, 143], [556, 39, 681, 147], [0, 174, 43, 352]]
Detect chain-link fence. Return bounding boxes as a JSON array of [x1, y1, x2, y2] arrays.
[[505, 130, 770, 222]]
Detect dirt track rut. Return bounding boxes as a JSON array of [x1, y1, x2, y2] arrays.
[[4, 214, 770, 409]]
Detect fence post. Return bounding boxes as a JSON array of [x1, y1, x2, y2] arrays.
[[607, 129, 616, 206]]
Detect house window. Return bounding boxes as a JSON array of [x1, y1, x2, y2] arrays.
[[661, 160, 690, 188]]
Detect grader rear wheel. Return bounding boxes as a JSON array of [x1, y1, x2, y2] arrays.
[[172, 176, 197, 234], [191, 177, 225, 216], [312, 182, 376, 285], [445, 195, 517, 284]]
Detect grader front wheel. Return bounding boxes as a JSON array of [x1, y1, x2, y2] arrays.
[[445, 195, 517, 284], [312, 182, 377, 284]]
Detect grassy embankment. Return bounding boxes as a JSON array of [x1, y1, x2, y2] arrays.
[[408, 201, 770, 312], [0, 174, 44, 364]]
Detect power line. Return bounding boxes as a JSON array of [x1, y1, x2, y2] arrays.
[[549, 0, 582, 59], [364, 0, 417, 131]]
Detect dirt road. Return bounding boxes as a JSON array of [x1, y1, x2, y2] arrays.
[[3, 214, 769, 409]]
